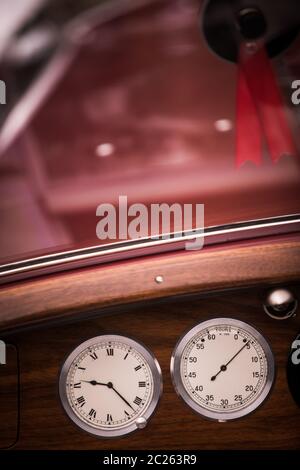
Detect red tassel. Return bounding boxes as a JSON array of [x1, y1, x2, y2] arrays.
[[236, 43, 297, 167]]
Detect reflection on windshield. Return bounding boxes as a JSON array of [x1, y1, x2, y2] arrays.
[[0, 0, 299, 264]]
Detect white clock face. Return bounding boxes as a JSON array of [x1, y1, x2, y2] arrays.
[[171, 319, 275, 421], [59, 335, 162, 437]]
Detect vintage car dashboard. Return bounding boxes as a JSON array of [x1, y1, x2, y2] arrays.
[[0, 233, 300, 450], [0, 0, 300, 452]]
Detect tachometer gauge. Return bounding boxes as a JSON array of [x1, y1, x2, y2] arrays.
[[59, 335, 162, 438], [171, 318, 275, 421]]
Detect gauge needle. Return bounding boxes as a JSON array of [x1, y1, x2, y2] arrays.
[[211, 341, 250, 381], [82, 380, 135, 411]]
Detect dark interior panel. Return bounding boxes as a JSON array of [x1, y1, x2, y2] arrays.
[[0, 344, 19, 449]]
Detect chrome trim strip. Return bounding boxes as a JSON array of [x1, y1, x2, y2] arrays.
[[0, 214, 299, 284]]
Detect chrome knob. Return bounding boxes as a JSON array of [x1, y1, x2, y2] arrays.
[[264, 288, 298, 320]]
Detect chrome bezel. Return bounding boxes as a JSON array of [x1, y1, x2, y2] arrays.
[[170, 318, 275, 422], [59, 334, 162, 438]]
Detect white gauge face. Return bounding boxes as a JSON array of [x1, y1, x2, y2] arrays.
[[59, 335, 162, 438], [171, 318, 275, 421]]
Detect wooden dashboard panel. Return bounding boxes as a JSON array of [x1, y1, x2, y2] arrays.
[[1, 236, 300, 333], [5, 284, 300, 450]]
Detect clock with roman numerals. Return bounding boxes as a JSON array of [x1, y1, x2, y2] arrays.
[[59, 335, 162, 438]]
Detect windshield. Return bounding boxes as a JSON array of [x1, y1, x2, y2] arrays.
[[0, 0, 299, 265]]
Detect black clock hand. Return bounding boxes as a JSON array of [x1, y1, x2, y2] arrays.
[[82, 380, 135, 411], [82, 380, 108, 386], [211, 341, 250, 381], [109, 383, 135, 411]]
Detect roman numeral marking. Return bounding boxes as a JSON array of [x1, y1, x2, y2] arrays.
[[77, 366, 86, 370], [124, 410, 130, 417], [73, 382, 81, 388], [89, 352, 98, 360], [133, 396, 142, 406], [106, 348, 114, 356], [107, 414, 113, 423], [88, 408, 96, 419], [134, 365, 142, 372], [124, 352, 129, 360], [76, 396, 85, 407], [139, 381, 146, 387]]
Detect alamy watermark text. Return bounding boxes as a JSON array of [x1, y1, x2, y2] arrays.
[[96, 196, 204, 251]]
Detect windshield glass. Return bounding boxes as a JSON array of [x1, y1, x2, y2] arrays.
[[0, 0, 299, 265]]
